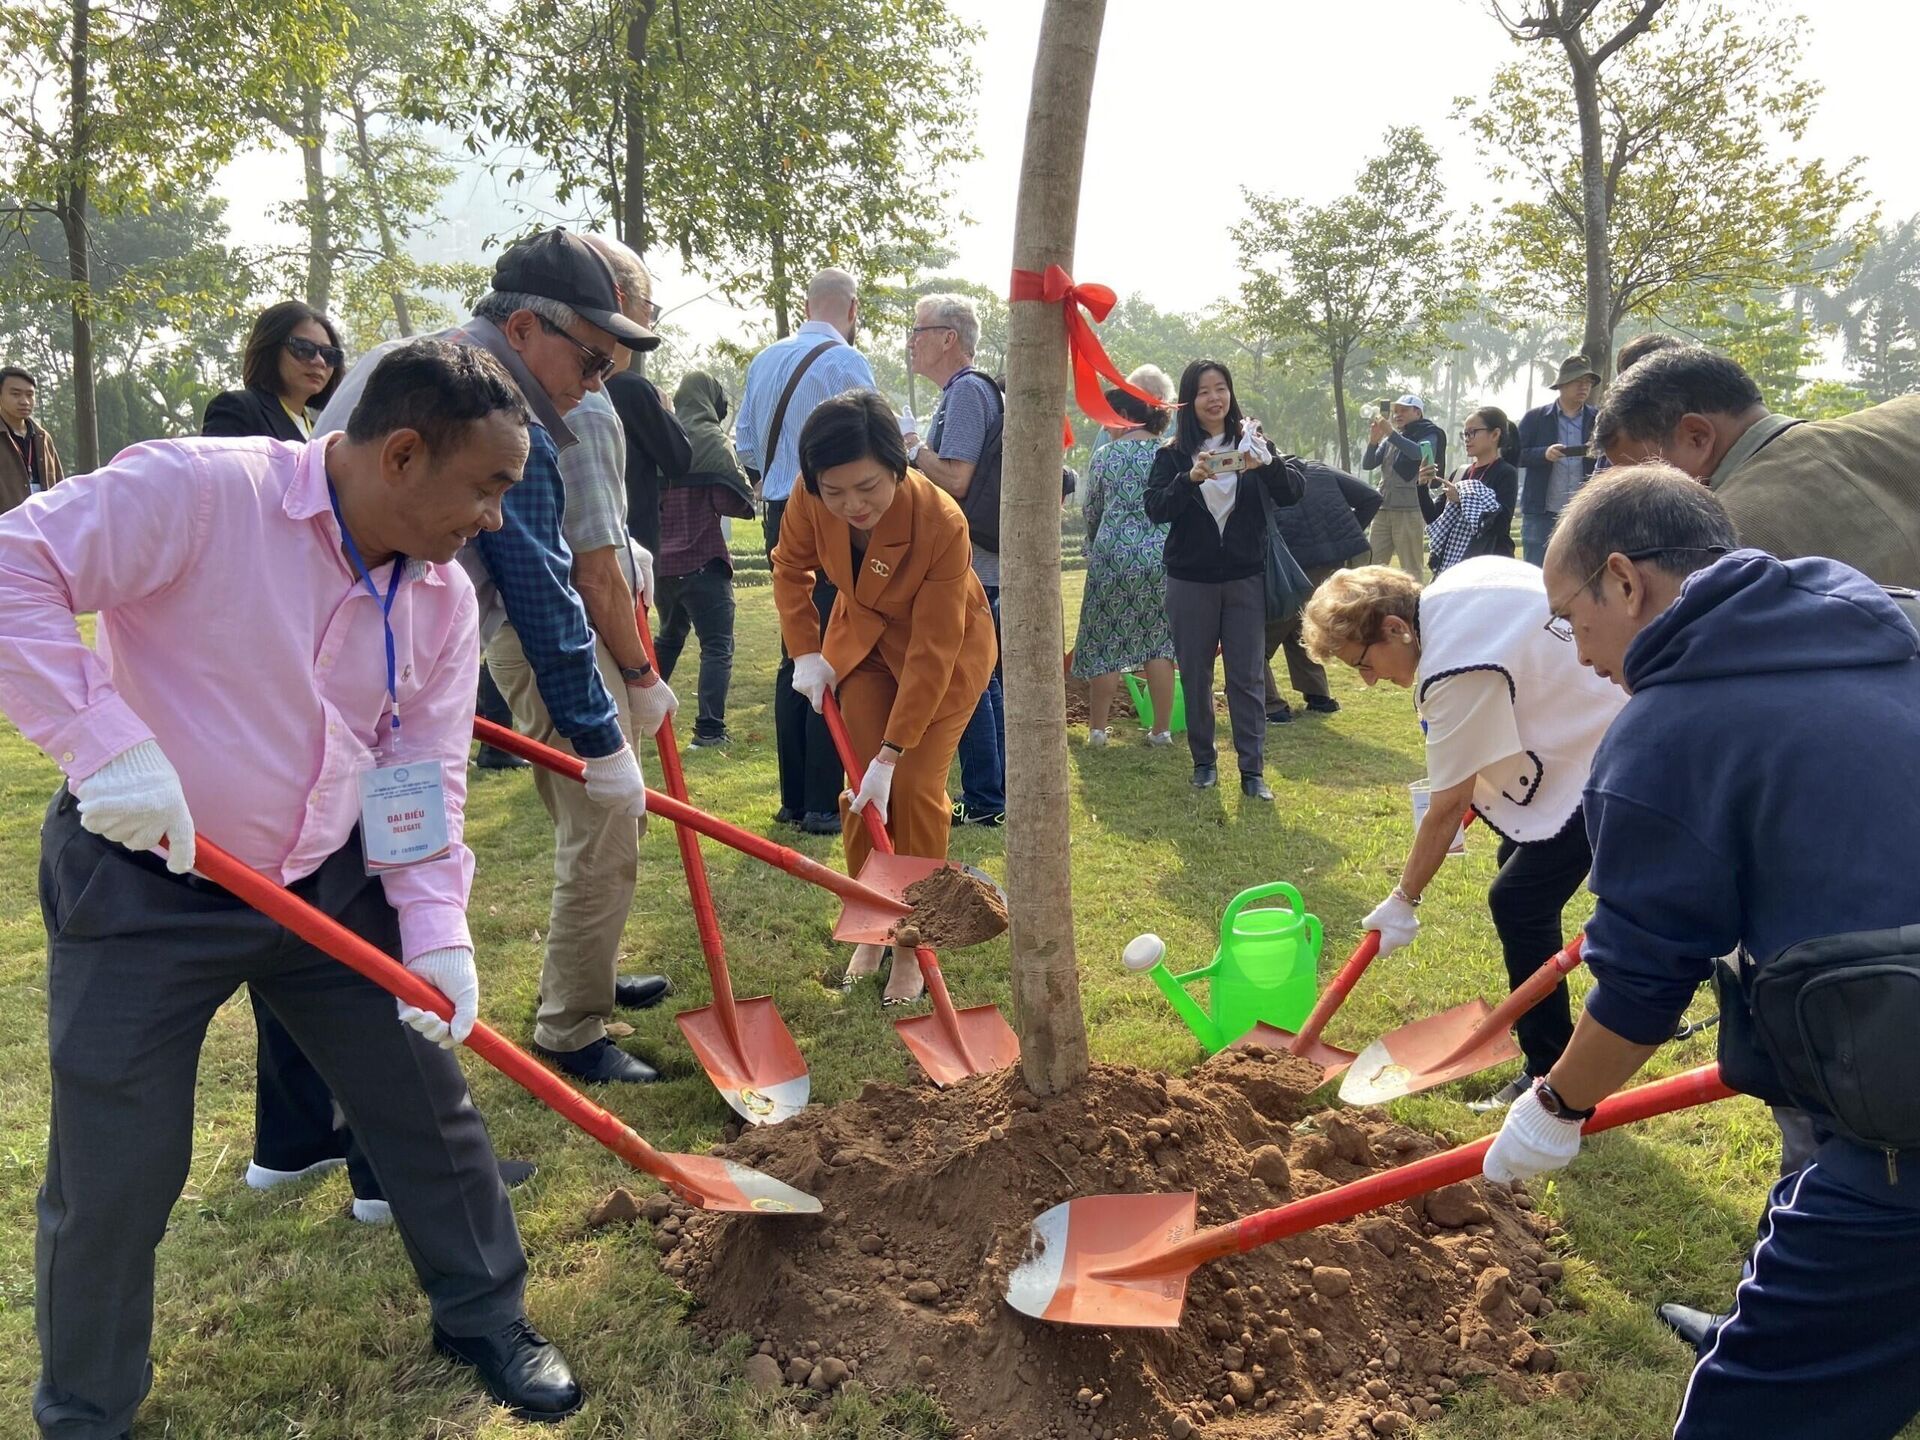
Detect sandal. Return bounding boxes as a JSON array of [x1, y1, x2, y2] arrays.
[[838, 944, 890, 993]]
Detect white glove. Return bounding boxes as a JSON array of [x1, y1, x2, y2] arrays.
[[627, 673, 680, 738], [73, 739, 197, 874], [1362, 891, 1421, 958], [629, 539, 656, 610], [397, 946, 479, 1049], [582, 744, 649, 818], [1483, 1084, 1586, 1183], [847, 752, 896, 825], [791, 652, 836, 713]]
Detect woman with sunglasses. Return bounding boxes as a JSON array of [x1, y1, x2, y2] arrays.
[[203, 301, 346, 441], [1299, 557, 1625, 1107]]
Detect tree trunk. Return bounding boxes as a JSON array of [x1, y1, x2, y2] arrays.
[[299, 83, 331, 311], [1564, 49, 1611, 381], [1002, 0, 1103, 1097], [1330, 354, 1352, 473], [621, 3, 653, 249], [769, 226, 791, 339], [64, 0, 98, 473], [348, 95, 415, 337]]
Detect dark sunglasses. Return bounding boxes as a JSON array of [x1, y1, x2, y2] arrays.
[[286, 336, 345, 368], [537, 315, 616, 383]]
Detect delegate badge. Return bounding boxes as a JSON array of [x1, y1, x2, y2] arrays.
[[359, 761, 452, 873]]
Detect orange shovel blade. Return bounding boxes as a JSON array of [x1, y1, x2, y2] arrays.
[[647, 1149, 823, 1214], [675, 996, 811, 1126], [894, 1004, 1020, 1086], [831, 854, 1010, 947], [1005, 1191, 1200, 1327], [1234, 1023, 1359, 1082], [1337, 1000, 1521, 1106]]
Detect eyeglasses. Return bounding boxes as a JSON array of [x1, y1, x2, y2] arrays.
[[1461, 426, 1489, 439], [1543, 546, 1730, 640], [909, 324, 955, 338], [640, 297, 663, 327], [537, 316, 616, 383], [286, 336, 345, 368], [1352, 640, 1378, 673]]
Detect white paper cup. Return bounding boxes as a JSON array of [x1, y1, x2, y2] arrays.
[[1410, 780, 1468, 856]]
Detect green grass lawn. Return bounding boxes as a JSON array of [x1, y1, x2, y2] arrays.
[[0, 573, 1885, 1439]]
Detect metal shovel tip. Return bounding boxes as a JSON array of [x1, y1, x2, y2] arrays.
[[1004, 1191, 1199, 1328], [676, 999, 811, 1125], [1336, 1001, 1521, 1107], [659, 1153, 823, 1214], [1336, 1038, 1417, 1107]]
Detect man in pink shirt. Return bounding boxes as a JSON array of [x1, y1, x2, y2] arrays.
[[0, 342, 585, 1437]]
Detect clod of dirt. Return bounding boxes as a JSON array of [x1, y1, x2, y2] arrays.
[[1310, 1266, 1353, 1298], [604, 1019, 636, 1038], [641, 1191, 674, 1223], [896, 866, 1009, 949], [808, 1357, 850, 1391], [1249, 1145, 1292, 1191], [676, 1051, 1561, 1440], [744, 1353, 784, 1393], [585, 1186, 641, 1228], [1424, 1183, 1492, 1229], [893, 924, 922, 950], [857, 1232, 886, 1255]]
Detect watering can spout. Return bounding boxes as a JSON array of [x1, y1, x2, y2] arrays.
[[1122, 934, 1226, 1049]]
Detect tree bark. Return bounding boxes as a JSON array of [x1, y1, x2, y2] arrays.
[[298, 83, 331, 311], [64, 0, 98, 473], [348, 94, 414, 337], [1329, 353, 1352, 473], [621, 3, 654, 249], [1564, 48, 1612, 381], [1001, 0, 1103, 1096]]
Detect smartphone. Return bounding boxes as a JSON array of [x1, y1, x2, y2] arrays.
[[1564, 443, 1590, 458], [1376, 400, 1391, 416], [1200, 450, 1248, 477]]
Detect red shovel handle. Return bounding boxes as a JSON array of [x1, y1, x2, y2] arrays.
[[188, 836, 688, 1190], [1429, 933, 1587, 1072]]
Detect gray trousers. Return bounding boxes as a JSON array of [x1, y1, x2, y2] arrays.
[[34, 791, 526, 1440], [1166, 573, 1268, 776]]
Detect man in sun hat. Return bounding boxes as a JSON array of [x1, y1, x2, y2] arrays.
[[1516, 355, 1601, 565]]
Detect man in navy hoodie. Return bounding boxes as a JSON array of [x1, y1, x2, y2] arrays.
[[1481, 464, 1920, 1440]]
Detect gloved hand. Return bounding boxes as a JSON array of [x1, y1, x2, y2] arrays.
[[582, 744, 648, 818], [73, 739, 197, 874], [1483, 1084, 1586, 1183], [627, 673, 680, 738], [629, 539, 656, 611], [791, 652, 836, 713], [397, 946, 479, 1048], [847, 751, 896, 825], [1363, 891, 1421, 957]]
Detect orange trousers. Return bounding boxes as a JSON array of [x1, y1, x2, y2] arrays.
[[836, 658, 976, 877]]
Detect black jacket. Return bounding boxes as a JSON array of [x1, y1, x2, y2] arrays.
[[1273, 461, 1380, 570], [1362, 416, 1447, 508], [1516, 400, 1597, 515], [202, 386, 307, 442], [1144, 446, 1305, 583], [1415, 459, 1520, 558], [606, 371, 694, 555]]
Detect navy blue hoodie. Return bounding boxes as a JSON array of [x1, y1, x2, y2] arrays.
[[1581, 550, 1920, 1106]]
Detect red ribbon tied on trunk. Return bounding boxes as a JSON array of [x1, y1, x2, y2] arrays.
[[1010, 265, 1168, 438]]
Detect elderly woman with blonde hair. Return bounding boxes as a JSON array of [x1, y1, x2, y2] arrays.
[[1301, 556, 1624, 1107]]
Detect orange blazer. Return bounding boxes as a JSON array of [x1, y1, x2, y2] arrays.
[[770, 470, 997, 750]]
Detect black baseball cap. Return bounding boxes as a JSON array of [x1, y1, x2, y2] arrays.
[[491, 228, 659, 351]]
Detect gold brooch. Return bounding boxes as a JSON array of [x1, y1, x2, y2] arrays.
[[869, 558, 891, 577]]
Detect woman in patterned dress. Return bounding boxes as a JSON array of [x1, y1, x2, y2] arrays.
[[1072, 371, 1178, 744]]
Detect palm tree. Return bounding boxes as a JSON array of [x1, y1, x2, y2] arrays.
[[1797, 219, 1920, 403]]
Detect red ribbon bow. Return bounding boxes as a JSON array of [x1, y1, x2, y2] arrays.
[[1009, 265, 1168, 442]]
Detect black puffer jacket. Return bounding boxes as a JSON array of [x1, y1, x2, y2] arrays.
[[1273, 461, 1381, 569], [1144, 446, 1305, 582]]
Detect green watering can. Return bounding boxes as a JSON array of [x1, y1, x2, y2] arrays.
[[1123, 882, 1323, 1054]]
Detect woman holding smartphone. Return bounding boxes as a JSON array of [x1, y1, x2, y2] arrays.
[[1143, 359, 1304, 800], [1419, 406, 1517, 574]]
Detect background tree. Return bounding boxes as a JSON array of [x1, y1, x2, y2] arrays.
[[1467, 0, 1864, 381], [1235, 127, 1461, 471], [1800, 216, 1920, 403]]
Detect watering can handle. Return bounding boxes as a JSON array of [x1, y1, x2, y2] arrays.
[[1302, 913, 1323, 960], [1219, 881, 1306, 934]]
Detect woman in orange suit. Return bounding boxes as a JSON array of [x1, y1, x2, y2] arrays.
[[771, 388, 998, 1004]]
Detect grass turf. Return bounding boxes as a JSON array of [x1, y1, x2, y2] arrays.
[[0, 574, 1894, 1439]]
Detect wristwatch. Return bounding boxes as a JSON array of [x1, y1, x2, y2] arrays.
[[908, 441, 925, 463], [1533, 1079, 1596, 1123], [619, 662, 653, 685]]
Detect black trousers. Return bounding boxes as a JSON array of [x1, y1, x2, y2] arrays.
[[1487, 814, 1591, 1077], [33, 793, 525, 1440], [763, 498, 844, 816], [653, 558, 737, 741]]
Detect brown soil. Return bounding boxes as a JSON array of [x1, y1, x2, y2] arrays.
[[654, 1051, 1575, 1440], [896, 866, 1010, 950]]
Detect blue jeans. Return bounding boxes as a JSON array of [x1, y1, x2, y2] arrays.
[[956, 586, 1005, 814], [1521, 510, 1558, 566]]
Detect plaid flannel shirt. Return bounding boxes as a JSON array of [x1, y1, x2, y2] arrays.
[[1424, 473, 1500, 576]]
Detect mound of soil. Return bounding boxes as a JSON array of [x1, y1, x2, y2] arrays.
[[657, 1051, 1576, 1439], [896, 867, 1011, 950]]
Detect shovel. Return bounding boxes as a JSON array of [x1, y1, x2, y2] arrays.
[[1006, 1061, 1735, 1327], [473, 719, 999, 948], [818, 691, 1020, 1086], [1337, 935, 1586, 1107], [189, 836, 820, 1214], [634, 614, 808, 1126]]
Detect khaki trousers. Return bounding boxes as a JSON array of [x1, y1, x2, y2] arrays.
[[836, 657, 973, 878], [486, 623, 644, 1053], [1369, 507, 1427, 580]]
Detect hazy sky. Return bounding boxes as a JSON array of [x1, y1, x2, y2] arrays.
[[219, 0, 1916, 383]]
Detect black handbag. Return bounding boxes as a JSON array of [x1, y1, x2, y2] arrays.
[[1254, 463, 1314, 625]]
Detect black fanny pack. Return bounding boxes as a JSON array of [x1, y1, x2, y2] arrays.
[[1746, 925, 1920, 1162]]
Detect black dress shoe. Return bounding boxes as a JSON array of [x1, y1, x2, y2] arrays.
[[1304, 694, 1341, 714], [532, 1037, 659, 1084], [1656, 1302, 1723, 1350], [499, 1158, 537, 1188], [799, 810, 842, 835], [1266, 701, 1293, 723], [773, 806, 798, 827], [474, 745, 530, 770], [614, 974, 673, 1009], [1191, 765, 1218, 789], [1240, 774, 1274, 800], [434, 1318, 583, 1421]]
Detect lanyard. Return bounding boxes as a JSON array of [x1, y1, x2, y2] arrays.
[[6, 428, 34, 489], [327, 480, 406, 752]]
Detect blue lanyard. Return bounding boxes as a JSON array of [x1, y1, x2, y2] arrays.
[[328, 481, 406, 749]]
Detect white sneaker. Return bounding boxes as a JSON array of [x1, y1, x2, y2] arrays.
[[245, 1156, 347, 1191], [351, 1197, 395, 1226], [1088, 729, 1108, 747], [1146, 730, 1173, 747]]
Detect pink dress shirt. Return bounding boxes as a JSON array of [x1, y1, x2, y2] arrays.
[[0, 434, 479, 959]]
